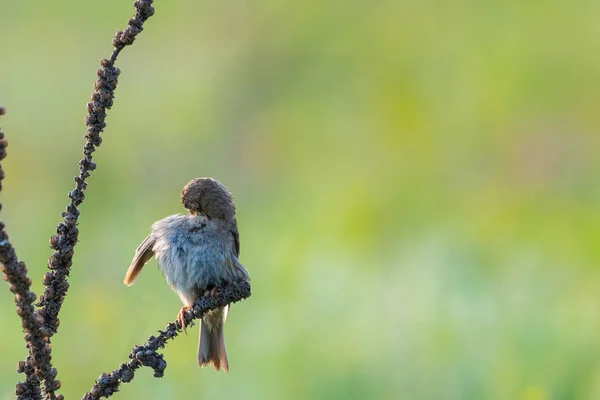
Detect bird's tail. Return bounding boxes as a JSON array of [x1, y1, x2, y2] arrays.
[[198, 307, 229, 372]]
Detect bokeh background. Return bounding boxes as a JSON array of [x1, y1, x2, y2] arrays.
[[1, 1, 600, 399]]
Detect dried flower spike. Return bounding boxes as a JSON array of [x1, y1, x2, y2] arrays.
[[0, 109, 46, 400], [82, 279, 251, 399]]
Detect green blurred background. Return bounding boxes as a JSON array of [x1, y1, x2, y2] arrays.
[[1, 1, 600, 399]]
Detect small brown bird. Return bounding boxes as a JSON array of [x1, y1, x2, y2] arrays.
[[124, 177, 250, 371]]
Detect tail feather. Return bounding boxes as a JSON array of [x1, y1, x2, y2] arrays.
[[198, 307, 229, 372]]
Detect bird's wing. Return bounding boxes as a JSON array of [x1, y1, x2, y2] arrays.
[[226, 226, 242, 319], [229, 225, 249, 282], [124, 235, 156, 286], [231, 226, 240, 257]]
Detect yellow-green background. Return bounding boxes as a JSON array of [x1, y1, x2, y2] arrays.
[[1, 1, 600, 399]]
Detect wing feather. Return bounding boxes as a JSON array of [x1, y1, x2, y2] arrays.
[[124, 235, 156, 286], [231, 226, 240, 257]]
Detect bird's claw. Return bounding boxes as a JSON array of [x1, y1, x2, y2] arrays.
[[177, 305, 190, 334]]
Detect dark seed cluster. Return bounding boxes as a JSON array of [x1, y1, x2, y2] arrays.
[[0, 108, 50, 400], [36, 43, 120, 342], [16, 358, 42, 400], [38, 0, 155, 341], [36, 56, 120, 341], [112, 0, 155, 55], [82, 279, 251, 400]]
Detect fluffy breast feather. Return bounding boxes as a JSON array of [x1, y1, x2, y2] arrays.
[[151, 214, 241, 305]]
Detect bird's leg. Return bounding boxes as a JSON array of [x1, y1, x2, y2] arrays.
[[177, 305, 190, 333]]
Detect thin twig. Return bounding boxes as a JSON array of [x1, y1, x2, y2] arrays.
[[0, 107, 47, 400], [81, 279, 251, 400]]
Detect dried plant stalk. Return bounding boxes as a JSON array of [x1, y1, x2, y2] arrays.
[[34, 1, 155, 398], [1, 0, 155, 398], [82, 279, 251, 399], [0, 107, 48, 400]]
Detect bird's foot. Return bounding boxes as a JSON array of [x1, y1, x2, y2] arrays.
[[177, 305, 190, 333]]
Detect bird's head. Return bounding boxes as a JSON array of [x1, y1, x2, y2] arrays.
[[181, 177, 236, 221]]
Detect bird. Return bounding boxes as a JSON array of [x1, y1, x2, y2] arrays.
[[124, 177, 250, 372]]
